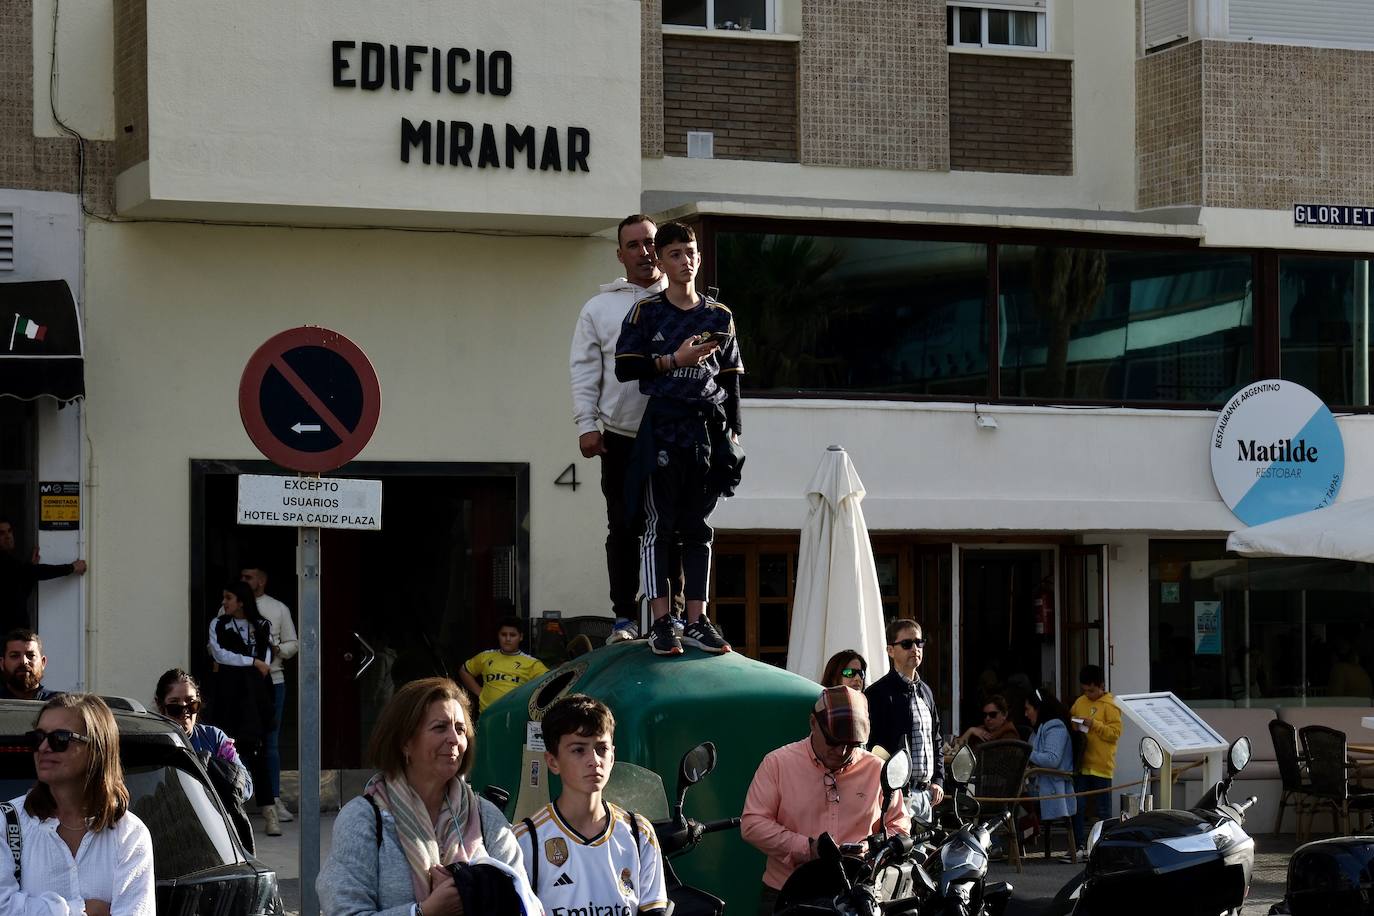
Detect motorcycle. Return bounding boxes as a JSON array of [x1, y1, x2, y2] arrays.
[[774, 748, 936, 916], [924, 745, 1014, 916], [1046, 734, 1258, 916], [652, 741, 743, 916]]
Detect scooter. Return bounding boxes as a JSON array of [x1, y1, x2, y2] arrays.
[[1046, 735, 1258, 916], [774, 748, 936, 916], [923, 745, 1014, 916], [652, 742, 742, 916]]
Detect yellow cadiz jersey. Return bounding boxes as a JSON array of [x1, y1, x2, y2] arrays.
[[514, 802, 668, 916], [463, 650, 548, 711]]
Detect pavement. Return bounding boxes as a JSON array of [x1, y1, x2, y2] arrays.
[[257, 814, 1295, 915]]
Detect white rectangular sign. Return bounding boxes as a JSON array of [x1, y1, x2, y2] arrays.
[[237, 474, 382, 530], [1117, 692, 1228, 756]]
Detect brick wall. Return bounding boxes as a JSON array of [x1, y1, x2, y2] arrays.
[[949, 53, 1072, 175], [800, 0, 948, 171], [662, 34, 798, 162], [642, 0, 664, 158], [1136, 41, 1202, 208], [0, 0, 115, 210]]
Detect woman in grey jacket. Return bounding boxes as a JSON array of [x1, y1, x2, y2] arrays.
[[317, 678, 536, 916], [1025, 688, 1078, 824]]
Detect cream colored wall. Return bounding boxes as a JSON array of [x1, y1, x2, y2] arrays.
[[31, 0, 116, 141], [81, 220, 619, 696]]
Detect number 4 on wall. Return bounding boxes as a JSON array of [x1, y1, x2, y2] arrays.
[[555, 463, 579, 491]]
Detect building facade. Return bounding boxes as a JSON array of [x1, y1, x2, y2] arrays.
[[5, 0, 1374, 766]]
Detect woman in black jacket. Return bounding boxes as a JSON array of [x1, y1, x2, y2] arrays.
[[207, 579, 279, 833]]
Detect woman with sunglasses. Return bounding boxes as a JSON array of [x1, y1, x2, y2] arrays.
[[819, 650, 867, 691], [208, 580, 279, 835], [1024, 688, 1077, 839], [0, 693, 155, 915], [950, 694, 1019, 753]]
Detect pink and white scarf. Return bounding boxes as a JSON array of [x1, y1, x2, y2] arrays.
[[363, 773, 486, 900]]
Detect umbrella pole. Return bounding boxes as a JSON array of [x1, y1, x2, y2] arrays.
[[1301, 590, 1307, 705]]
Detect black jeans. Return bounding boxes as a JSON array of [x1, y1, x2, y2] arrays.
[[603, 431, 681, 616]]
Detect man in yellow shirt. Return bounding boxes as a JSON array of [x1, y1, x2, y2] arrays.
[[1070, 664, 1121, 854], [460, 616, 549, 713]]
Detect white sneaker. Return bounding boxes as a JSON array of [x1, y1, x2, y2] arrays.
[[606, 618, 640, 644], [275, 801, 294, 822], [263, 805, 282, 837]]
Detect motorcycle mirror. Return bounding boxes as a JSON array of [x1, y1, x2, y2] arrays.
[[1139, 736, 1164, 771], [673, 741, 717, 821], [1228, 736, 1252, 775], [881, 749, 912, 796], [950, 745, 976, 784]]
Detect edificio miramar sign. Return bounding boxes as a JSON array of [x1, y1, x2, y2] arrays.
[[331, 40, 591, 172], [1211, 379, 1343, 526]]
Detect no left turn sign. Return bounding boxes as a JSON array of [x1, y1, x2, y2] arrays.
[[238, 327, 380, 473]]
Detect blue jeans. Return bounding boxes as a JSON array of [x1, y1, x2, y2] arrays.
[[1072, 774, 1112, 846], [266, 681, 285, 799]]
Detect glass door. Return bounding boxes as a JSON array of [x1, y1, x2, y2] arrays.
[[1060, 545, 1110, 694]]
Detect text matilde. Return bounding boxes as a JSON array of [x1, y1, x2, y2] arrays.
[[331, 41, 591, 172]]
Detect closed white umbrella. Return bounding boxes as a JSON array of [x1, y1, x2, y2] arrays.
[[786, 446, 889, 683], [1226, 496, 1374, 563]]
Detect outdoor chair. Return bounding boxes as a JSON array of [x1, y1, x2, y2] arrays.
[[1269, 718, 1313, 835], [972, 739, 1032, 873], [1298, 724, 1374, 839], [1023, 765, 1077, 864]]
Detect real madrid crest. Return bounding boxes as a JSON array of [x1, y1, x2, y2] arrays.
[[620, 866, 634, 894], [546, 836, 569, 867]]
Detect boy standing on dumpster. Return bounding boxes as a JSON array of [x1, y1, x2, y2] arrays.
[[614, 221, 744, 658], [1070, 663, 1122, 854]]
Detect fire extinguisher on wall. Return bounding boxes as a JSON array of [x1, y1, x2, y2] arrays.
[[1034, 578, 1055, 636]]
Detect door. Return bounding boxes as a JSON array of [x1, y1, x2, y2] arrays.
[[1060, 545, 1110, 694]]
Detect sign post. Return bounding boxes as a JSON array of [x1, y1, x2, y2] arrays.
[[238, 327, 381, 916], [1116, 692, 1228, 810]]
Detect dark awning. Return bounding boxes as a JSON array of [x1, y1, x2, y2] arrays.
[[0, 280, 84, 401]]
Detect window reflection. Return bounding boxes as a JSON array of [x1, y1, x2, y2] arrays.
[[1280, 256, 1373, 407], [716, 233, 990, 397], [1000, 247, 1254, 402]]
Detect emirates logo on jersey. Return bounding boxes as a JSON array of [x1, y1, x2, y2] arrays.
[[546, 837, 569, 866]]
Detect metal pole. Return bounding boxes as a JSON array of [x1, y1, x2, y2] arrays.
[[1355, 261, 1369, 406], [299, 524, 322, 916]]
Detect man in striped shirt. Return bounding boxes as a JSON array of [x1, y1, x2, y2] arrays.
[[865, 618, 946, 823]]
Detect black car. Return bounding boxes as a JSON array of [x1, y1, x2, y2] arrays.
[[0, 697, 282, 915]]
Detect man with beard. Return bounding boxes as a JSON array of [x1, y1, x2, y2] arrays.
[[0, 516, 86, 632], [0, 628, 59, 700]]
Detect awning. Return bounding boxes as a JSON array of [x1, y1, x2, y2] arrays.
[[0, 280, 84, 401]]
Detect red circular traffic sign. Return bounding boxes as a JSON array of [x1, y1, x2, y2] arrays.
[[238, 327, 380, 473]]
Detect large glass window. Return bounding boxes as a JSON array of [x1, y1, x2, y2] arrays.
[[947, 5, 1045, 50], [716, 233, 990, 396], [1280, 256, 1374, 407], [664, 0, 771, 31], [999, 247, 1254, 402], [1150, 540, 1374, 707]]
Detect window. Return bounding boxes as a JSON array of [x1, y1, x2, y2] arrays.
[[947, 4, 1046, 51], [715, 233, 991, 397], [1279, 256, 1374, 407], [664, 0, 773, 31], [999, 246, 1254, 402], [1150, 540, 1374, 707]]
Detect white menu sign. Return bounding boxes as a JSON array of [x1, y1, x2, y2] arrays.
[[1116, 692, 1227, 755]]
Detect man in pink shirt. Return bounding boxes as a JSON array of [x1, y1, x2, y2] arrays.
[[742, 686, 911, 915]]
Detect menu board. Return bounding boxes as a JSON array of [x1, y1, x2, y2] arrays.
[[1116, 692, 1227, 755]]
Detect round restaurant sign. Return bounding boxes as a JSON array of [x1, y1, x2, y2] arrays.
[[1211, 379, 1343, 526]]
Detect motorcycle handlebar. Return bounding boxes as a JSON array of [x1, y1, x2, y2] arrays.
[[696, 817, 741, 834], [1234, 796, 1259, 815]]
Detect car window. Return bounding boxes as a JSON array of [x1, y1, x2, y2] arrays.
[[126, 763, 241, 877]]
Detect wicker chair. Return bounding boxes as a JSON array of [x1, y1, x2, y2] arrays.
[[972, 739, 1033, 873], [1269, 718, 1313, 835], [1298, 724, 1374, 839]]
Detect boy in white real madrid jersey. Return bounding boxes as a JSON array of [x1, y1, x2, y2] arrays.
[[515, 694, 668, 916]]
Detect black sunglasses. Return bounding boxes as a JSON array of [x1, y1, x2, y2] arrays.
[[162, 700, 202, 717], [26, 728, 92, 753], [812, 714, 863, 751], [983, 709, 1001, 719], [889, 637, 925, 650], [839, 667, 866, 680]]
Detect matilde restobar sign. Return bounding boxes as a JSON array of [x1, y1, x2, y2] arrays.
[[1211, 379, 1344, 526]]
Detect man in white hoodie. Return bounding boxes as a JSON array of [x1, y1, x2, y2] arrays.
[[570, 214, 669, 640]]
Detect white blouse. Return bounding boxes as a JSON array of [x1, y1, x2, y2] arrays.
[[0, 795, 155, 916]]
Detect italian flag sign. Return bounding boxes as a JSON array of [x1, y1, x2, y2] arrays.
[[8, 313, 47, 350]]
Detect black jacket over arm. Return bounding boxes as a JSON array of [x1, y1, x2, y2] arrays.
[[865, 668, 946, 789]]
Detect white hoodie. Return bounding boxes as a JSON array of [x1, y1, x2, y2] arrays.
[[570, 274, 668, 438]]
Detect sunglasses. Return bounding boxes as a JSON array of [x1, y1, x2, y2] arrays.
[[813, 715, 863, 751], [839, 667, 866, 680], [26, 728, 92, 753], [823, 771, 840, 805], [983, 710, 1002, 719], [163, 700, 202, 717], [889, 638, 925, 650]]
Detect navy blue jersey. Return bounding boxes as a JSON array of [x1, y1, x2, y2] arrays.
[[614, 292, 743, 404]]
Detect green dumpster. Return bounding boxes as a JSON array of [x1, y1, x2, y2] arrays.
[[470, 641, 821, 916]]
